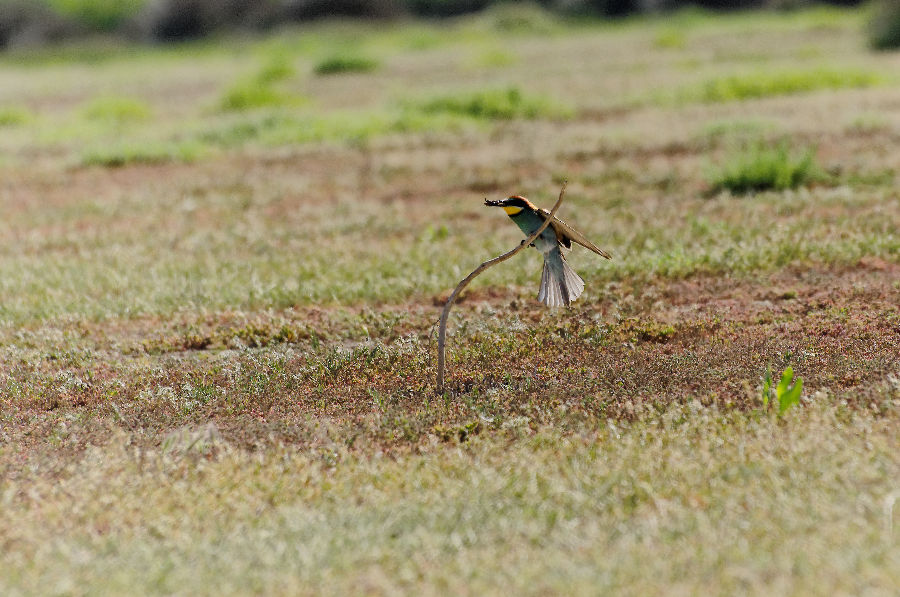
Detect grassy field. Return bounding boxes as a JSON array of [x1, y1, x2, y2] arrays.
[[0, 5, 898, 595]]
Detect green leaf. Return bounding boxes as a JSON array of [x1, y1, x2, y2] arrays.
[[776, 366, 794, 399], [778, 377, 803, 415], [773, 366, 803, 416], [761, 365, 772, 409]]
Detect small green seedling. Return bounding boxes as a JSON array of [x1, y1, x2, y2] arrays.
[[762, 365, 803, 416]]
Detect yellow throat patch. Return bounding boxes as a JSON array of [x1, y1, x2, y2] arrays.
[[503, 206, 523, 215]]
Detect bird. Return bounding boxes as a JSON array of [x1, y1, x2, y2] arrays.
[[484, 195, 611, 307]]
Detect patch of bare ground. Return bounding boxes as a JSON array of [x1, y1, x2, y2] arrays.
[[1, 262, 897, 475]]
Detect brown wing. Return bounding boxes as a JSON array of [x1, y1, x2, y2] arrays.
[[537, 209, 612, 259]]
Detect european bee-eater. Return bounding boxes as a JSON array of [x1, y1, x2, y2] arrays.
[[484, 195, 611, 307]]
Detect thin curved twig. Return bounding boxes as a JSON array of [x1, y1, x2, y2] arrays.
[[436, 181, 568, 394]]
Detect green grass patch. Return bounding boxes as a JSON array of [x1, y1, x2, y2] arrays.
[[466, 47, 517, 69], [314, 54, 379, 76], [80, 96, 152, 124], [81, 139, 205, 167], [653, 29, 687, 49], [218, 55, 300, 112], [707, 141, 822, 195], [47, 0, 146, 31], [255, 54, 296, 85], [389, 26, 445, 50], [198, 108, 470, 148], [218, 80, 304, 112], [684, 68, 883, 103], [416, 87, 573, 120], [0, 105, 33, 126]]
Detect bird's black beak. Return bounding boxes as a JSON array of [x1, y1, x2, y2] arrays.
[[484, 199, 504, 207]]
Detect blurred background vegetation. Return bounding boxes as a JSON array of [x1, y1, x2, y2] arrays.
[[3, 0, 897, 50]]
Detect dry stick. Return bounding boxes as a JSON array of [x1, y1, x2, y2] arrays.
[[436, 181, 568, 394]]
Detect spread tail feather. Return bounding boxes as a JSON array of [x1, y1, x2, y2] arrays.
[[537, 249, 584, 307]]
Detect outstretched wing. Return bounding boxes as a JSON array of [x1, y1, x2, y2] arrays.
[[537, 208, 612, 259]]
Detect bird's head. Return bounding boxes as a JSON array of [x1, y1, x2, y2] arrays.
[[483, 195, 536, 216]]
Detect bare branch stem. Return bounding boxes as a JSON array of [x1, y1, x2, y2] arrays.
[[436, 181, 568, 394]]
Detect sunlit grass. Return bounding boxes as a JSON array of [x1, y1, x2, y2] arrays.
[[0, 403, 896, 594], [416, 87, 574, 120], [47, 0, 146, 31], [0, 178, 896, 324], [218, 80, 305, 112], [684, 68, 883, 103], [80, 139, 206, 167], [196, 108, 472, 148], [707, 141, 823, 194], [653, 28, 687, 49], [79, 95, 152, 123], [0, 105, 33, 126], [0, 9, 898, 596], [464, 47, 518, 69], [314, 54, 379, 75], [255, 54, 296, 84]]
